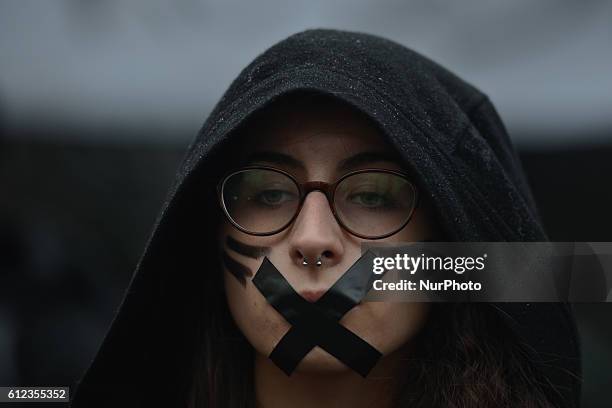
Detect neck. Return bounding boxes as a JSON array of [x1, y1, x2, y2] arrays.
[[254, 349, 406, 408]]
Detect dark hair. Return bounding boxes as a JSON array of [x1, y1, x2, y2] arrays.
[[186, 280, 255, 408], [394, 303, 559, 407]]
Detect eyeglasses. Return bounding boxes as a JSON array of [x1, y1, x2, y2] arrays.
[[217, 166, 419, 239]]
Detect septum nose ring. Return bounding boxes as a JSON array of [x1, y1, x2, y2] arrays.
[[302, 256, 323, 267]]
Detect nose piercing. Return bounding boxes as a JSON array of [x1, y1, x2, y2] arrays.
[[302, 256, 323, 267]]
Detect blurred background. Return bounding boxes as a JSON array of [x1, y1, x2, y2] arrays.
[[0, 1, 611, 406]]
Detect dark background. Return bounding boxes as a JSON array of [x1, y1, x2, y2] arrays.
[[1, 1, 611, 407]]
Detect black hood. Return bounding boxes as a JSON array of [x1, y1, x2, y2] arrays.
[[71, 29, 580, 407]]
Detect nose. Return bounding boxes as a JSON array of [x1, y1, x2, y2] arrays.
[[288, 191, 344, 268]]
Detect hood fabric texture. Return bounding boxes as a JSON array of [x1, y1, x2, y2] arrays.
[[71, 29, 580, 407]]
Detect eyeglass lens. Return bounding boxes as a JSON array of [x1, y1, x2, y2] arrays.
[[221, 168, 416, 238]]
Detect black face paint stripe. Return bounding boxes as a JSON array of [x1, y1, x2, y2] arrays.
[[222, 250, 252, 286], [222, 236, 270, 286], [252, 251, 383, 377], [226, 236, 269, 259]]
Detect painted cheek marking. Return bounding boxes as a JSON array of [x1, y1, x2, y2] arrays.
[[226, 235, 270, 258], [222, 235, 271, 286], [222, 250, 252, 286]]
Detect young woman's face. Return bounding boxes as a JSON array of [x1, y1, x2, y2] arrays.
[[218, 100, 439, 374]]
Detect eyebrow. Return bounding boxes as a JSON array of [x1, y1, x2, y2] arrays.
[[246, 151, 305, 169], [246, 150, 400, 172], [337, 151, 400, 172]]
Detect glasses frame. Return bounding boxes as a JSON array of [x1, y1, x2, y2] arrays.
[[217, 165, 419, 240]]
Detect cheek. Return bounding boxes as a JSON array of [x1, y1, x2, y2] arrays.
[[393, 206, 433, 241], [224, 267, 291, 356], [337, 199, 433, 354], [340, 302, 430, 355], [218, 223, 290, 356]]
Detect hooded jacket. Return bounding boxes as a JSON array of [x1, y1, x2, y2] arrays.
[[71, 29, 581, 407]]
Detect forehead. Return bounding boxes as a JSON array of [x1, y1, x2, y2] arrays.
[[242, 95, 395, 159]]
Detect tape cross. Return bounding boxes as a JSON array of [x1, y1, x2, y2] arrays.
[[252, 250, 383, 377]]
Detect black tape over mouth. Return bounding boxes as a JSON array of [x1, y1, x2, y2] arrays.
[[252, 250, 383, 377]]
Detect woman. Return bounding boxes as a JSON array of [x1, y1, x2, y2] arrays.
[[71, 29, 580, 407]]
